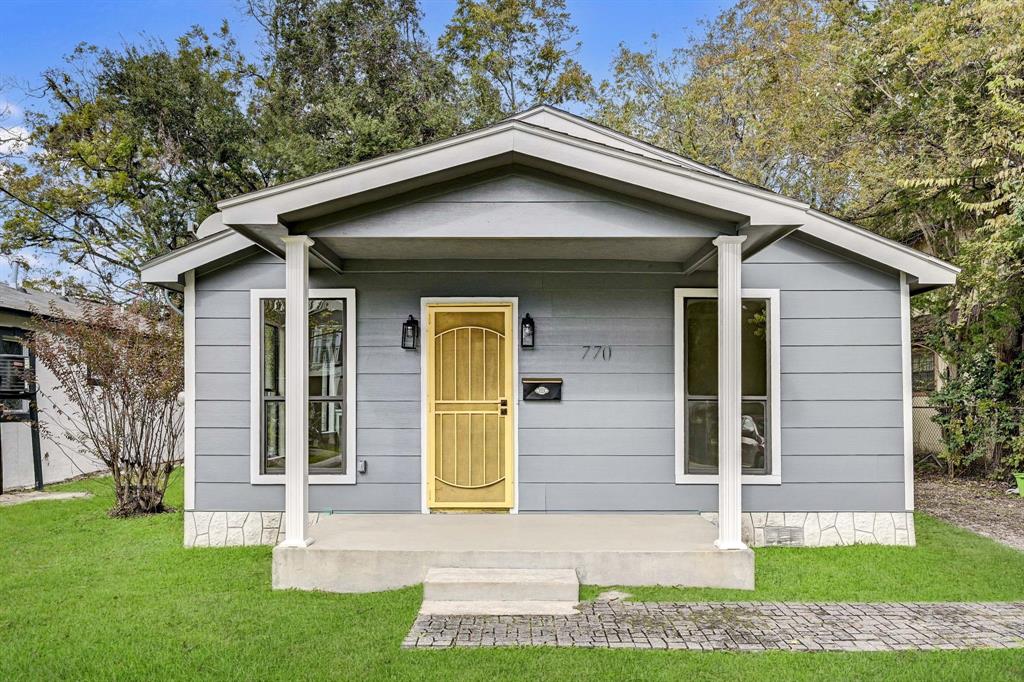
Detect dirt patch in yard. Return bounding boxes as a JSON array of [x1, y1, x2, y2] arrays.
[[915, 474, 1024, 551]]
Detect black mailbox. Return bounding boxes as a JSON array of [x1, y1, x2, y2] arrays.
[[522, 378, 562, 401]]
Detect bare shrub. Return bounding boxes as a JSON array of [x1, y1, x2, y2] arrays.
[[30, 302, 183, 516]]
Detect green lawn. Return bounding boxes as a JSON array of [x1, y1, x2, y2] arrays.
[[2, 474, 1023, 681]]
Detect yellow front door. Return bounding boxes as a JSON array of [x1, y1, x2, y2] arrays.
[[426, 303, 514, 511]]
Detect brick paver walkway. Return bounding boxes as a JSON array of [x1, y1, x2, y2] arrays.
[[403, 599, 1024, 650]]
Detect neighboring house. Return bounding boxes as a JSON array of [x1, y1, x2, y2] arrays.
[[911, 345, 946, 456], [142, 107, 958, 592], [0, 284, 104, 492]]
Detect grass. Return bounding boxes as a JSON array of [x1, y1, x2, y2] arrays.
[[0, 474, 1022, 681]]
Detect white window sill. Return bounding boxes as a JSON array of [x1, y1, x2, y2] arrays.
[[251, 473, 356, 485], [675, 474, 782, 486]]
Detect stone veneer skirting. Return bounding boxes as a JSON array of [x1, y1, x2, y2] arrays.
[[184, 511, 321, 547], [185, 510, 916, 548], [700, 512, 916, 547]]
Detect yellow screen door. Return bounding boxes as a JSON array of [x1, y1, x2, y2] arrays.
[[426, 303, 514, 510]]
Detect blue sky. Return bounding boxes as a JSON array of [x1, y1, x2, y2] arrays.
[[0, 0, 729, 286]]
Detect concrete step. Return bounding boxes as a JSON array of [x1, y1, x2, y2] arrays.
[[419, 600, 579, 616], [423, 567, 579, 603]]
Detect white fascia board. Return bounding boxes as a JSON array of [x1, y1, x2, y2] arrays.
[[512, 106, 738, 181], [217, 121, 520, 212], [221, 121, 811, 229], [512, 126, 809, 224], [800, 210, 959, 286], [512, 107, 687, 166], [140, 230, 255, 287]]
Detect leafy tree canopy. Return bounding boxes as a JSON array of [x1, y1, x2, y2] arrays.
[[439, 0, 593, 124], [0, 27, 260, 298], [597, 0, 1024, 476]]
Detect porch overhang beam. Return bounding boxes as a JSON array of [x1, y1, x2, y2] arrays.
[[232, 223, 287, 260], [680, 241, 718, 276], [231, 223, 344, 275], [681, 223, 803, 275], [738, 223, 803, 261], [308, 240, 345, 275]]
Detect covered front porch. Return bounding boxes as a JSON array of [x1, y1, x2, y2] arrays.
[[272, 512, 754, 593], [268, 232, 754, 557]]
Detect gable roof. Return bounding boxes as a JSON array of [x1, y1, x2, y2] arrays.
[[0, 283, 83, 323], [142, 106, 958, 292]]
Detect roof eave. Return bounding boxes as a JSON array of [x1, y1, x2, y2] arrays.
[[140, 229, 255, 289]]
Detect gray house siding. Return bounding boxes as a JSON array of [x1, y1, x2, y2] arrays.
[[192, 235, 905, 513]]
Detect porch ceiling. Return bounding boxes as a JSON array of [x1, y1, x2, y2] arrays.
[[309, 236, 716, 263]]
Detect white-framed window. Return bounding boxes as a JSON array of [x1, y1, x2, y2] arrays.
[[674, 288, 781, 485], [0, 332, 30, 417], [250, 288, 356, 485]]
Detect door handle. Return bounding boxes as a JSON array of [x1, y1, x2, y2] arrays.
[[500, 399, 508, 406]]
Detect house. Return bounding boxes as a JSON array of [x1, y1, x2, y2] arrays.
[[141, 106, 958, 593], [0, 283, 104, 492]]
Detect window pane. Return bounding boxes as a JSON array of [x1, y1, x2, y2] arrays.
[[0, 338, 24, 355], [262, 400, 347, 474], [685, 400, 770, 475], [309, 400, 345, 473], [741, 401, 768, 472], [309, 299, 345, 398], [685, 298, 768, 397], [263, 299, 285, 398], [741, 300, 767, 397], [686, 400, 718, 473], [685, 299, 717, 396], [264, 401, 285, 473]]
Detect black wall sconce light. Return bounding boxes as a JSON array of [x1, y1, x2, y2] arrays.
[[520, 313, 536, 349], [401, 315, 419, 350]]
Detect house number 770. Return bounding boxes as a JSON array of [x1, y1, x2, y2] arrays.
[[581, 345, 613, 360]]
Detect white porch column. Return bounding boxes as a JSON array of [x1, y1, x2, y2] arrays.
[[714, 235, 747, 550], [281, 235, 314, 548]]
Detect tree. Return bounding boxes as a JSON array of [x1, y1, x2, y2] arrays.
[[0, 27, 262, 299], [248, 0, 465, 173], [594, 0, 858, 212], [440, 0, 592, 123], [593, 0, 1024, 478], [898, 7, 1024, 477], [30, 302, 183, 516]]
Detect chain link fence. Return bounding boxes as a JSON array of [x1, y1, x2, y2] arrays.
[[913, 404, 945, 456]]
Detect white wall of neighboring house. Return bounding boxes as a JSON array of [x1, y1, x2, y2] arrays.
[[1, 346, 104, 491]]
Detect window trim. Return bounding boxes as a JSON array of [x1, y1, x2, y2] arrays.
[[250, 288, 357, 485], [674, 288, 782, 485]]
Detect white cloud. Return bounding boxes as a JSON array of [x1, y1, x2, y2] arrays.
[[0, 98, 23, 122], [0, 125, 29, 155]]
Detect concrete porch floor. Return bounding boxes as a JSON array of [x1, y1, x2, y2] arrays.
[[272, 514, 754, 593]]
